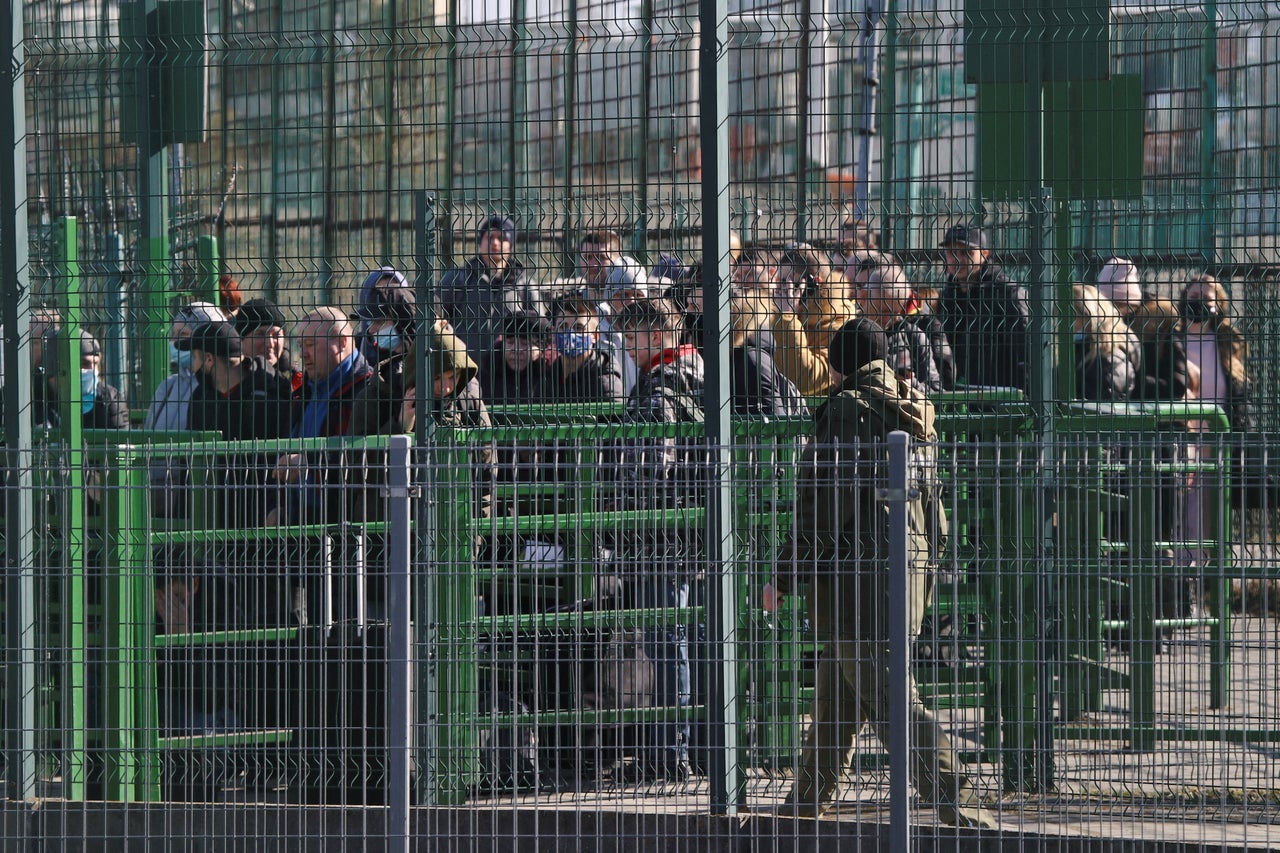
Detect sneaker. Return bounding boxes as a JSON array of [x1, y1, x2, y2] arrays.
[[937, 802, 998, 829]]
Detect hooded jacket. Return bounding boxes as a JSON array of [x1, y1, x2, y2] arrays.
[[784, 359, 945, 635]]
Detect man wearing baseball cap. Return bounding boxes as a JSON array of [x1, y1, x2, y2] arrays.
[[935, 222, 1029, 391], [182, 321, 294, 443], [439, 214, 546, 355]]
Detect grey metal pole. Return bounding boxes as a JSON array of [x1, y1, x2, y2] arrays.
[[1, 0, 37, 803], [885, 431, 912, 850], [700, 0, 740, 815], [386, 434, 414, 853], [854, 0, 885, 222]]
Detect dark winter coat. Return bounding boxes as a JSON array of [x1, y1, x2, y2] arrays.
[[1075, 330, 1141, 402], [936, 264, 1029, 390], [544, 348, 628, 407], [731, 336, 808, 418], [439, 256, 544, 356], [883, 315, 945, 395]]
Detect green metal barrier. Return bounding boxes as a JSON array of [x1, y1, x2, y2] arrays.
[[1054, 402, 1232, 752], [49, 432, 400, 802]]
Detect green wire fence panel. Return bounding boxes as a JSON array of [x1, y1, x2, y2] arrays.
[[7, 0, 1280, 848]]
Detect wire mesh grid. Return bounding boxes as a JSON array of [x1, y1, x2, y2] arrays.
[[4, 0, 1280, 849]]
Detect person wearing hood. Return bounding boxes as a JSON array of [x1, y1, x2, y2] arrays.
[[770, 242, 858, 398], [767, 317, 996, 828], [346, 284, 419, 437], [1095, 258, 1144, 321], [143, 301, 228, 430], [439, 215, 544, 356]]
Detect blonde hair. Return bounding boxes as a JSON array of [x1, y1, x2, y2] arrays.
[[1182, 273, 1249, 387], [1073, 283, 1133, 362]]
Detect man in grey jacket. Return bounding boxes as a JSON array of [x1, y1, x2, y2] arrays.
[[439, 215, 544, 355]]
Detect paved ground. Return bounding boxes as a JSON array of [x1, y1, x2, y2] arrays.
[[459, 614, 1280, 849]]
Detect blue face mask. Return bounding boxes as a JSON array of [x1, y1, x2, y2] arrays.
[[170, 341, 194, 372], [80, 369, 97, 414], [373, 328, 402, 353], [555, 330, 595, 358], [1073, 330, 1087, 344]]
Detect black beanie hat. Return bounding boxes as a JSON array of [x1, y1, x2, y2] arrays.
[[828, 317, 888, 376]]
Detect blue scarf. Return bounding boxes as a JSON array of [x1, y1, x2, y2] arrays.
[[293, 351, 362, 438]]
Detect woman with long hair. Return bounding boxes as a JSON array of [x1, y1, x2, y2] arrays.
[[1072, 283, 1141, 401], [1179, 274, 1255, 579]]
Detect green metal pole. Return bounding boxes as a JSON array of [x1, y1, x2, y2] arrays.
[[635, 0, 654, 254], [700, 0, 741, 813], [265, 0, 282, 300], [508, 0, 527, 214], [55, 218, 88, 800], [102, 449, 161, 802], [2, 0, 37, 801], [878, 0, 897, 249], [318, 0, 337, 304], [381, 0, 397, 261], [794, 0, 811, 241], [441, 0, 458, 269], [559, 0, 580, 277]]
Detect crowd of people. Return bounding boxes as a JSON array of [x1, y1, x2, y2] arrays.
[[16, 214, 1259, 799]]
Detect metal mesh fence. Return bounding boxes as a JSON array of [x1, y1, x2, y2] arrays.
[[4, 0, 1280, 849]]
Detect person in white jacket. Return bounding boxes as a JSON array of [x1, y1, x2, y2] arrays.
[[143, 301, 228, 431]]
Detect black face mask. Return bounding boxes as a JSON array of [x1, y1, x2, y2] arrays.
[[1180, 298, 1219, 326]]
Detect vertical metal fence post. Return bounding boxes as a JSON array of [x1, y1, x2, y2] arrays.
[[885, 431, 912, 851], [55, 217, 88, 802], [854, 0, 885, 223], [700, 0, 740, 815], [386, 435, 414, 853], [135, 0, 173, 403], [1, 0, 37, 803], [101, 233, 128, 397]]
